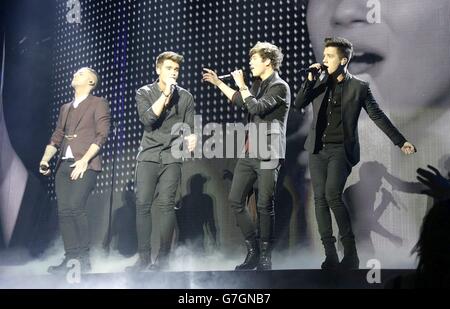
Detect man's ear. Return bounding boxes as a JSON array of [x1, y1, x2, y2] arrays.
[[156, 66, 161, 75], [264, 58, 272, 67], [341, 57, 348, 66], [89, 80, 95, 86]]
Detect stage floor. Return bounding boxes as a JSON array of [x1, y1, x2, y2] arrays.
[[0, 269, 410, 289]]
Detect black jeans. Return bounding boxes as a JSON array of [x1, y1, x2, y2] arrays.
[[309, 144, 355, 252], [229, 158, 281, 242], [55, 160, 98, 258], [135, 161, 181, 254]]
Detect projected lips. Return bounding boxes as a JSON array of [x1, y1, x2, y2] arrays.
[[350, 52, 384, 75]]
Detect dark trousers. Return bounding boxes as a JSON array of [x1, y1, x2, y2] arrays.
[[55, 160, 97, 258], [229, 158, 281, 242], [309, 144, 355, 253], [135, 161, 181, 254]]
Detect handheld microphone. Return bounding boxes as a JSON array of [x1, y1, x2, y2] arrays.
[[300, 64, 328, 73], [218, 73, 233, 80], [218, 70, 246, 80], [40, 164, 50, 176]]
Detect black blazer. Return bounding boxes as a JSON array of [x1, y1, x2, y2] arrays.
[[295, 73, 406, 166], [232, 72, 291, 161]]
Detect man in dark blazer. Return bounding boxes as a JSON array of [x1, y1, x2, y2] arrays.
[[295, 37, 416, 270], [203, 42, 291, 271], [39, 67, 110, 274]]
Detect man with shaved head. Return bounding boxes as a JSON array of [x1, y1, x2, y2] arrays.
[[39, 67, 111, 274]]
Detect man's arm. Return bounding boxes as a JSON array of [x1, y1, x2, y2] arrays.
[[39, 105, 66, 174], [136, 88, 171, 128], [184, 94, 197, 152], [39, 145, 58, 175], [233, 83, 289, 116], [294, 79, 317, 110], [49, 104, 66, 148], [363, 86, 410, 148], [202, 68, 237, 102], [294, 63, 323, 110]]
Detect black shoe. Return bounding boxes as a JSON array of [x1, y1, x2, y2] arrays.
[[148, 261, 168, 271], [126, 252, 152, 273], [339, 254, 360, 270], [235, 238, 259, 271], [79, 255, 92, 274], [256, 241, 272, 271], [148, 250, 170, 271], [321, 254, 340, 270]]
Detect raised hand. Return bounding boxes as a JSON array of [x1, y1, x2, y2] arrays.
[[417, 165, 450, 200]]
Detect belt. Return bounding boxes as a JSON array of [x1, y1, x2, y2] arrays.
[[64, 134, 78, 140]]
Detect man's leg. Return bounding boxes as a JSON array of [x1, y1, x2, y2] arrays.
[[127, 161, 159, 272], [255, 159, 281, 270], [325, 145, 359, 269], [150, 163, 181, 270], [229, 158, 258, 270], [67, 168, 97, 272], [50, 162, 78, 273], [309, 150, 339, 269], [50, 162, 97, 273]]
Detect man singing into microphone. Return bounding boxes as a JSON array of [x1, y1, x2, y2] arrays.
[[295, 37, 416, 270], [39, 67, 110, 274], [126, 51, 196, 272], [203, 42, 290, 271]]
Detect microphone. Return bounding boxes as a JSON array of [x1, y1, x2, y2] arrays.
[[218, 73, 233, 80], [40, 164, 50, 176], [300, 64, 328, 73], [218, 70, 246, 80]]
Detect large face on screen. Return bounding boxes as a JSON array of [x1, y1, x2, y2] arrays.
[[307, 0, 450, 112]]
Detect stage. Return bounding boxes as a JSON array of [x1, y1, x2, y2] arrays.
[[0, 269, 410, 289]]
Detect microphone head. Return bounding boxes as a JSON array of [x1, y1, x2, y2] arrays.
[[218, 74, 233, 80]]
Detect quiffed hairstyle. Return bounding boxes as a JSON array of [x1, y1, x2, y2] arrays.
[[324, 37, 354, 62], [249, 42, 284, 71], [156, 51, 184, 68]]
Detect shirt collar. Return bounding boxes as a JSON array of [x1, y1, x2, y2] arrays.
[[259, 71, 278, 88]]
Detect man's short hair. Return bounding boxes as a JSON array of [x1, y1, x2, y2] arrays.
[[156, 51, 184, 68], [249, 42, 284, 71], [324, 37, 353, 61], [84, 67, 101, 90]]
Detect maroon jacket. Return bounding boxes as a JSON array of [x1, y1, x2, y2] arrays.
[[50, 95, 111, 171]]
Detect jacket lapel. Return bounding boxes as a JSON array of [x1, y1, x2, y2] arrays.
[[72, 95, 92, 131], [60, 103, 71, 131], [313, 76, 328, 114], [340, 73, 353, 113]]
